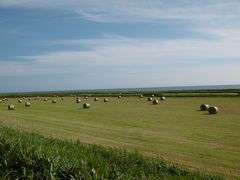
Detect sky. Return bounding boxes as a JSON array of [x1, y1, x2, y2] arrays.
[[0, 0, 240, 93]]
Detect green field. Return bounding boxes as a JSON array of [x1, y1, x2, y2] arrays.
[[0, 96, 239, 179]]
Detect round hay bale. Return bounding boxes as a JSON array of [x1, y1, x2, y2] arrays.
[[28, 98, 32, 101], [76, 99, 81, 103], [44, 98, 48, 101], [104, 98, 109, 102], [208, 106, 219, 114], [94, 98, 99, 101], [139, 94, 143, 98], [148, 97, 153, 101], [0, 99, 2, 103], [160, 96, 166, 101], [61, 97, 64, 100], [85, 96, 88, 99], [200, 104, 210, 111], [151, 94, 155, 97], [25, 102, 31, 107], [118, 96, 122, 99], [83, 103, 90, 109], [77, 97, 81, 100], [153, 99, 159, 105], [18, 100, 23, 103], [37, 96, 40, 99], [52, 100, 57, 103], [8, 105, 15, 110]]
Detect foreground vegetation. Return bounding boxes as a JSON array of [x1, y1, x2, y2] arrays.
[[0, 96, 239, 179], [0, 127, 223, 179]]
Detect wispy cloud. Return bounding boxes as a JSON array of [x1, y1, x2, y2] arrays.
[[1, 0, 240, 24], [1, 35, 239, 81]]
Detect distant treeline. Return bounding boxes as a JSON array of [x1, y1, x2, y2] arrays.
[[0, 89, 240, 98]]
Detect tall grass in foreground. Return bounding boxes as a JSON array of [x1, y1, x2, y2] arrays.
[[0, 126, 223, 179]]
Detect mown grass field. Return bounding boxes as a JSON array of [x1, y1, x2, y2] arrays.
[[0, 96, 239, 179]]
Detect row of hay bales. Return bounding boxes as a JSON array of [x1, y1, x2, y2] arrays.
[[3, 95, 219, 115], [8, 102, 31, 110], [200, 104, 219, 114]]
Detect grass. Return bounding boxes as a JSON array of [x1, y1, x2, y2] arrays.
[[0, 96, 239, 179], [0, 126, 222, 179]]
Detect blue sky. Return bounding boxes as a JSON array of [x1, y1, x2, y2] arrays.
[[0, 0, 240, 93]]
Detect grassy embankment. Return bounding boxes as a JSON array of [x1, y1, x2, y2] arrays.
[[0, 126, 223, 179]]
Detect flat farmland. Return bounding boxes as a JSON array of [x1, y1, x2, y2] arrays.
[[0, 97, 239, 179]]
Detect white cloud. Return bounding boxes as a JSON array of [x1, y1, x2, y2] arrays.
[[1, 35, 239, 86]]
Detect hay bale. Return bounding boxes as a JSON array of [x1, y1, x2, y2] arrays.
[[0, 99, 2, 103], [85, 96, 88, 99], [18, 100, 23, 103], [52, 100, 57, 103], [94, 98, 99, 101], [28, 98, 32, 101], [44, 98, 48, 101], [160, 96, 166, 101], [8, 105, 15, 110], [148, 97, 153, 101], [208, 106, 219, 114], [61, 97, 64, 100], [151, 94, 155, 97], [25, 102, 31, 107], [77, 97, 81, 100], [118, 96, 122, 99], [139, 94, 143, 98], [83, 103, 90, 109], [200, 104, 210, 111], [37, 96, 40, 99], [76, 99, 81, 103], [153, 99, 159, 105], [104, 98, 109, 102]]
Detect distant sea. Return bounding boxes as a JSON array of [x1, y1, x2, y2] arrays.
[[72, 84, 240, 93], [1, 85, 240, 94]]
